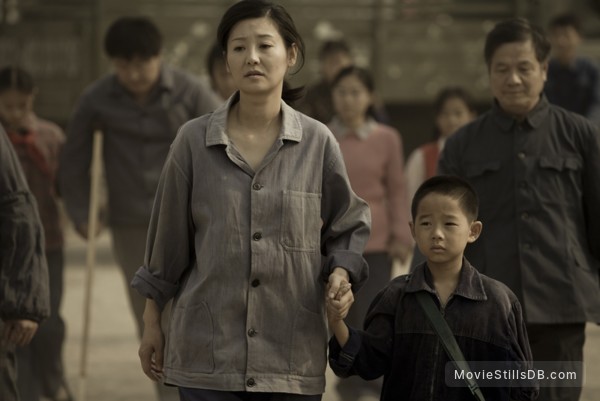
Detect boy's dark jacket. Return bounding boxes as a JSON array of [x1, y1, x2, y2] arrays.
[[329, 259, 539, 401]]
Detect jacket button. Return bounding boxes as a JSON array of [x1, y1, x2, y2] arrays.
[[247, 378, 256, 387], [252, 183, 262, 190], [251, 279, 260, 287], [248, 328, 257, 337], [252, 232, 262, 241]]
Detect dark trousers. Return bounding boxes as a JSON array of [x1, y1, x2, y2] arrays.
[[0, 320, 18, 401], [336, 252, 390, 400], [178, 388, 322, 401], [16, 248, 68, 400], [526, 323, 586, 401]]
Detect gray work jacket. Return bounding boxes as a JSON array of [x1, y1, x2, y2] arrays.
[[132, 95, 371, 394]]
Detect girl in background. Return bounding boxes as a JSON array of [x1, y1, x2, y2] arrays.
[[328, 65, 412, 401], [405, 87, 477, 203]]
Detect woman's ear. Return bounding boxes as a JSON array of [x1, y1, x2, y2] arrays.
[[287, 43, 298, 67]]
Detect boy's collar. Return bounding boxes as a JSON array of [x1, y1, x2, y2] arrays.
[[406, 258, 487, 301]]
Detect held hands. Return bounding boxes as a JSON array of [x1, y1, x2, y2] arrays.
[[1, 319, 39, 347], [326, 267, 354, 324]]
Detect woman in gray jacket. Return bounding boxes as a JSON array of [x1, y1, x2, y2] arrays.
[[131, 1, 371, 400]]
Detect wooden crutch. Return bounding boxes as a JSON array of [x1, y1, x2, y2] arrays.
[[78, 129, 103, 401]]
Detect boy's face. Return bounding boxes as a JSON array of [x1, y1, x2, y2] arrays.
[[112, 55, 161, 100], [0, 89, 35, 131], [410, 193, 482, 270]]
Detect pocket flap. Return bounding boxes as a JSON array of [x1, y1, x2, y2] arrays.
[[465, 161, 501, 177]]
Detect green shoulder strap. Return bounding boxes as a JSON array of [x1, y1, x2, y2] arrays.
[[416, 291, 486, 401]]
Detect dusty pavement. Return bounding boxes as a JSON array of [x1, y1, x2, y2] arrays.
[[60, 228, 600, 401]]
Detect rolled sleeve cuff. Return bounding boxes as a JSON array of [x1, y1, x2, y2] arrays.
[[130, 266, 179, 311], [322, 250, 369, 292], [328, 325, 362, 377]]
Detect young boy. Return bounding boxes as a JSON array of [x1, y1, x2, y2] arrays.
[[327, 175, 539, 401], [0, 66, 70, 401]]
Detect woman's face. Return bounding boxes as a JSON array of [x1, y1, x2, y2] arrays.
[[435, 97, 475, 139], [332, 74, 373, 125], [225, 17, 297, 98]]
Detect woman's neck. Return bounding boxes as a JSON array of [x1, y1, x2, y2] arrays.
[[236, 93, 281, 131]]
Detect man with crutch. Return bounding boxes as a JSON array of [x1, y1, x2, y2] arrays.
[[59, 16, 220, 401]]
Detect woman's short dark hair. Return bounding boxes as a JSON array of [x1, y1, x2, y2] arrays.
[[0, 66, 35, 94], [216, 0, 305, 102], [331, 65, 376, 118], [104, 16, 163, 60], [206, 42, 225, 78], [484, 18, 551, 68], [411, 175, 479, 222]]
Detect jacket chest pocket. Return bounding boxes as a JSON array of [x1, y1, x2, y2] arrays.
[[280, 190, 322, 252], [464, 161, 502, 206], [536, 156, 583, 205]]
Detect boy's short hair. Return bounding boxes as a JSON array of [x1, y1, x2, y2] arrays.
[[411, 175, 479, 222], [484, 18, 551, 68], [104, 16, 162, 60], [0, 66, 35, 94], [548, 13, 582, 34]]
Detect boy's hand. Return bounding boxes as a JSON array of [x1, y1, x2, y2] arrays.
[[1, 319, 39, 346]]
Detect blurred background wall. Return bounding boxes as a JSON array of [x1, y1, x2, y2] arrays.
[[1, 0, 600, 154]]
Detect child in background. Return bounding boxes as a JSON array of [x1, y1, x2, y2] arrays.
[[328, 65, 412, 401], [206, 41, 237, 102], [327, 175, 538, 401], [0, 66, 71, 401], [405, 87, 476, 203]]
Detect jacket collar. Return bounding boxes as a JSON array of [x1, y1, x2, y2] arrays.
[[406, 258, 487, 301], [205, 91, 303, 147], [491, 94, 549, 133]]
